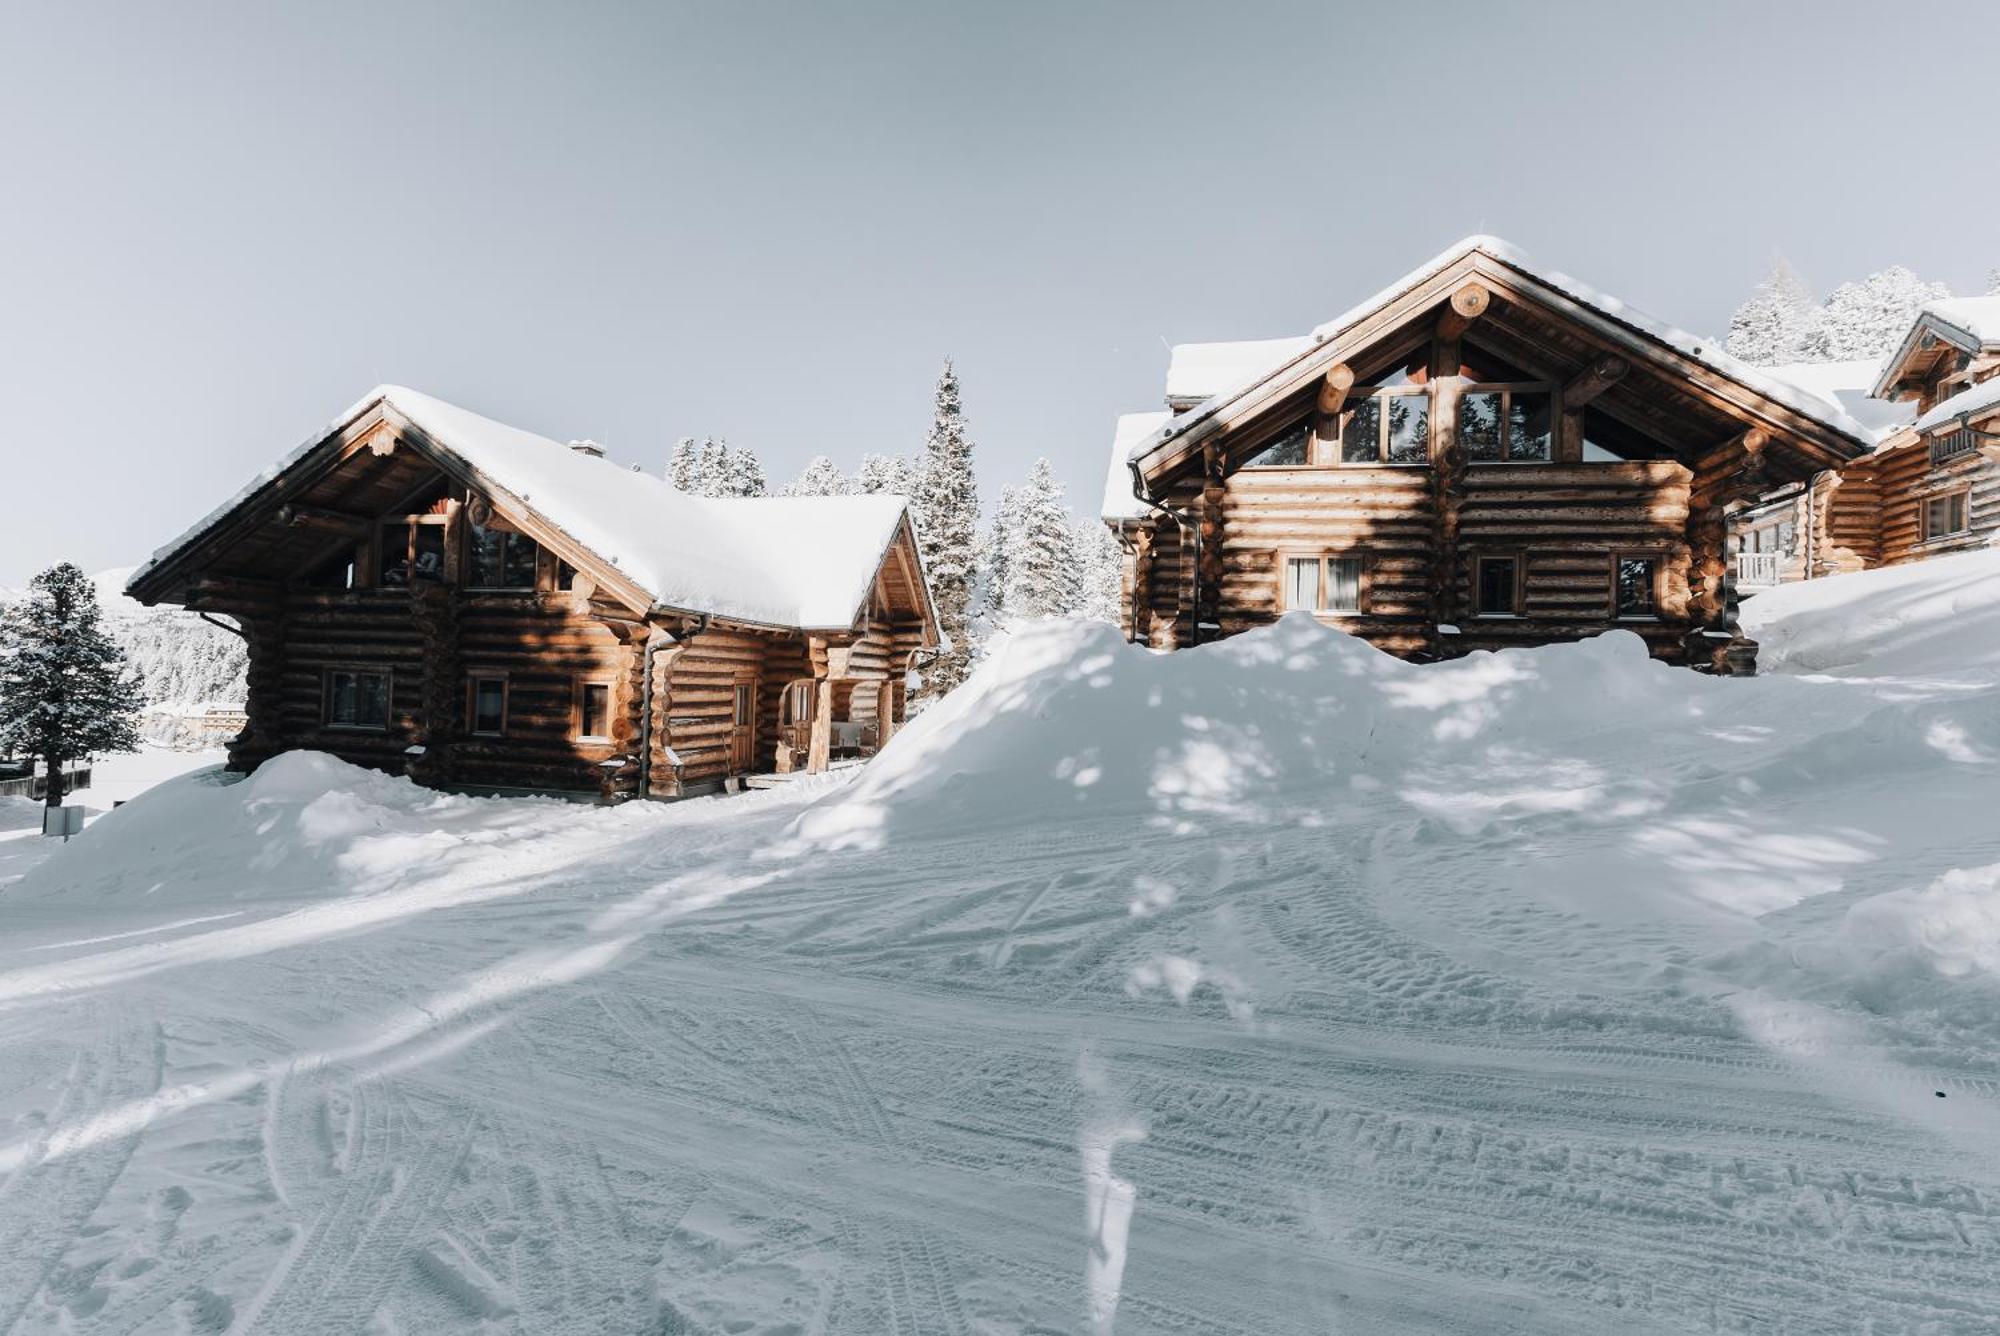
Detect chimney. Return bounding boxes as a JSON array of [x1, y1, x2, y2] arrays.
[[568, 439, 605, 458]]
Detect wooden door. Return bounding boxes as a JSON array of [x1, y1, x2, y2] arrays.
[[730, 674, 757, 774]]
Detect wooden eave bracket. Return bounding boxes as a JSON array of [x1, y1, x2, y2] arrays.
[[1435, 283, 1491, 341], [1562, 354, 1629, 409]]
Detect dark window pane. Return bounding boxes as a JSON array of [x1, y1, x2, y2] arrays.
[[1282, 557, 1319, 610], [327, 670, 390, 728], [1342, 398, 1380, 463], [468, 523, 507, 585], [1477, 557, 1517, 615], [410, 525, 446, 582], [1326, 557, 1362, 612], [500, 533, 539, 588], [1616, 558, 1656, 618], [1245, 423, 1310, 467], [378, 524, 409, 585], [1460, 392, 1503, 461], [1386, 395, 1429, 464], [556, 560, 578, 591], [1507, 392, 1552, 461], [471, 678, 505, 734], [579, 683, 610, 739]]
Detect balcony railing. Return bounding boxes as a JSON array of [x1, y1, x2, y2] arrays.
[[1736, 552, 1782, 588], [1931, 429, 1979, 469]]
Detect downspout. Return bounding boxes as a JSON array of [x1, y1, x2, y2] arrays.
[[1128, 457, 1196, 645], [197, 611, 248, 641], [1802, 470, 1819, 580]]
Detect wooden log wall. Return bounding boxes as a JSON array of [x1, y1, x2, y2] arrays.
[[1869, 444, 2000, 566], [1814, 467, 1879, 574], [658, 626, 772, 792]]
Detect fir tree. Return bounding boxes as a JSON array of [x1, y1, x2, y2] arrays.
[[0, 563, 145, 807], [666, 437, 701, 491], [721, 443, 768, 498], [1810, 266, 1951, 361], [1725, 259, 1820, 366], [784, 455, 851, 497], [855, 452, 915, 495], [1988, 268, 2000, 296], [910, 360, 980, 696], [1000, 459, 1077, 621], [983, 482, 1029, 620], [697, 437, 729, 493], [1070, 519, 1124, 625]]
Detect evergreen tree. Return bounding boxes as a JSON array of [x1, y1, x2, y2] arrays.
[[910, 360, 980, 696], [1988, 268, 2000, 296], [784, 455, 851, 497], [855, 452, 915, 495], [1000, 459, 1077, 621], [697, 437, 729, 493], [721, 443, 769, 498], [0, 563, 145, 807], [1070, 519, 1124, 625], [1810, 266, 1951, 361], [983, 482, 1030, 620], [665, 437, 701, 491], [1725, 259, 1820, 366]]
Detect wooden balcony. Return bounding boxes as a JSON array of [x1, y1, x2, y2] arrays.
[[1735, 552, 1782, 588]]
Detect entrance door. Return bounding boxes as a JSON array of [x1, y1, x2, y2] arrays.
[[730, 674, 758, 774]]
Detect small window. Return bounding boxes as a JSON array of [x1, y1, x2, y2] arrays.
[[577, 681, 612, 741], [1244, 423, 1310, 467], [1614, 556, 1658, 620], [468, 521, 540, 589], [1460, 387, 1552, 463], [733, 683, 754, 725], [324, 669, 391, 730], [1282, 556, 1320, 612], [556, 560, 578, 592], [1325, 557, 1362, 613], [1923, 490, 1970, 540], [1280, 554, 1365, 614], [468, 677, 507, 736], [1475, 555, 1520, 617]]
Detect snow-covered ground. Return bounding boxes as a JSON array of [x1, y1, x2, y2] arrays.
[[3, 558, 2000, 1334]]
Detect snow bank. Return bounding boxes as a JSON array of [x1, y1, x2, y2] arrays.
[[1742, 549, 2000, 678], [1848, 863, 2000, 981]]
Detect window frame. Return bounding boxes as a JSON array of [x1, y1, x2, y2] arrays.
[[1458, 383, 1555, 464], [1276, 549, 1370, 616], [322, 667, 393, 732], [464, 519, 542, 592], [1335, 386, 1433, 467], [1239, 421, 1315, 470], [1472, 552, 1525, 619], [574, 679, 614, 744], [466, 674, 509, 738], [1920, 486, 1972, 542], [1610, 552, 1662, 622]]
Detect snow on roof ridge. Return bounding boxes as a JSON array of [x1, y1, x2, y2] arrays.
[[1914, 374, 2000, 435], [1918, 294, 2000, 346], [133, 385, 913, 632], [1122, 235, 1874, 470]]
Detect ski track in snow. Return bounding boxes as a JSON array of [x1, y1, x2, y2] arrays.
[[4, 593, 2000, 1331]]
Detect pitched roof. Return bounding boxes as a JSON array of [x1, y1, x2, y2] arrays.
[[1120, 235, 1876, 488], [1165, 337, 1312, 408], [1915, 374, 2000, 435], [1101, 411, 1171, 521], [1764, 358, 1915, 444], [1870, 295, 2000, 398], [131, 386, 929, 634]]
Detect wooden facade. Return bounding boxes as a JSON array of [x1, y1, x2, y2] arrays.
[[1107, 241, 1869, 671], [127, 391, 938, 800], [1728, 301, 2000, 591]]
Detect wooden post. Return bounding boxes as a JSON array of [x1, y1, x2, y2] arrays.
[[807, 680, 833, 773], [1428, 334, 1468, 652], [1196, 443, 1225, 642], [1130, 525, 1154, 645], [1311, 362, 1355, 461], [1435, 282, 1490, 342], [876, 679, 896, 749], [1684, 428, 1767, 673], [408, 581, 459, 786]]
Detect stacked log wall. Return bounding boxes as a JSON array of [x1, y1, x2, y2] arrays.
[[1868, 443, 2000, 567]]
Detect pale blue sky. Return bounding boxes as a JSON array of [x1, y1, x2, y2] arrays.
[[3, 1, 1996, 585]]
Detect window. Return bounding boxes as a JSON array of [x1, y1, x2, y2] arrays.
[[556, 560, 578, 592], [1460, 387, 1552, 462], [377, 520, 448, 586], [324, 669, 391, 730], [1923, 489, 1970, 540], [467, 676, 507, 736], [1340, 391, 1429, 464], [468, 521, 540, 589], [304, 550, 357, 590], [1474, 555, 1521, 617], [576, 681, 612, 741], [1244, 423, 1310, 467], [1614, 555, 1658, 620], [1280, 554, 1365, 614]]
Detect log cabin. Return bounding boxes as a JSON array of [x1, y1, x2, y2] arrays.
[[1100, 237, 1875, 672], [126, 386, 940, 800], [1729, 297, 2000, 589]]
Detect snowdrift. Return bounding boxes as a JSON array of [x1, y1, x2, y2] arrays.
[[1743, 547, 2000, 678]]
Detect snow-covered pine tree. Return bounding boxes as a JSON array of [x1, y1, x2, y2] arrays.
[[696, 437, 730, 494], [1988, 268, 2000, 296], [666, 437, 701, 491], [855, 452, 915, 495], [910, 360, 980, 696], [721, 443, 768, 498], [1811, 266, 1952, 361], [1725, 259, 1820, 366], [1000, 459, 1077, 621], [0, 563, 145, 807], [983, 482, 1029, 621], [784, 456, 851, 497], [1069, 518, 1123, 625]]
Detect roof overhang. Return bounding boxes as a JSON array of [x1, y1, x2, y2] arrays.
[[1871, 311, 1995, 400]]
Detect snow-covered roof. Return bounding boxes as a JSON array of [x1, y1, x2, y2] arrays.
[[1122, 235, 1876, 478], [1915, 374, 2000, 435], [1101, 411, 1171, 521], [1922, 295, 2000, 348], [1165, 337, 1312, 406], [1765, 358, 1915, 444], [132, 386, 923, 633], [1870, 295, 2000, 399]]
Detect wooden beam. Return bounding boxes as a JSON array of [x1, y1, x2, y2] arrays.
[[1435, 283, 1491, 341], [806, 680, 833, 773], [1561, 354, 1629, 409], [1316, 362, 1354, 416], [277, 503, 371, 530]]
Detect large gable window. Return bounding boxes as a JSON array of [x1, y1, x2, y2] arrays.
[[1460, 387, 1552, 462], [1340, 391, 1430, 465], [378, 517, 448, 586], [1244, 423, 1311, 468], [468, 520, 540, 589]]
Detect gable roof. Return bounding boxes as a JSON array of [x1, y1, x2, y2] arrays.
[[1764, 358, 1915, 444], [130, 386, 936, 636], [1101, 411, 1172, 521], [1870, 295, 2000, 398], [1120, 236, 1874, 499], [1915, 374, 2000, 436]]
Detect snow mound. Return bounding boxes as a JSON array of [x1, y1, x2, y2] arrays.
[[1848, 863, 2000, 981], [1742, 549, 2000, 678]]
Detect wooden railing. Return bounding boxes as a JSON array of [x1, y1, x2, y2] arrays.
[[1735, 552, 1782, 588], [1931, 429, 1979, 469]]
